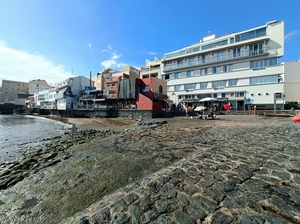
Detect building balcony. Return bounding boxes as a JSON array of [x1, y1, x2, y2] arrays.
[[163, 47, 269, 72], [105, 77, 121, 83]]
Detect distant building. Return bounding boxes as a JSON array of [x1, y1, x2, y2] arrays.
[[92, 66, 140, 91], [28, 79, 51, 94], [0, 80, 29, 103], [55, 76, 93, 110], [140, 57, 162, 79]]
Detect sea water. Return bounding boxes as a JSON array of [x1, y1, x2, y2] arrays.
[[0, 115, 71, 163]]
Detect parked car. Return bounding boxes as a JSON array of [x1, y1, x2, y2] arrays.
[[284, 102, 300, 110]]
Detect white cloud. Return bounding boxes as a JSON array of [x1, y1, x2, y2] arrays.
[[88, 43, 92, 48], [101, 52, 127, 68], [111, 52, 121, 60], [0, 42, 73, 86], [108, 45, 112, 50], [148, 52, 156, 55], [284, 30, 300, 42]]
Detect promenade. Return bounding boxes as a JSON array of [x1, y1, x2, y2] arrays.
[[61, 116, 300, 224]]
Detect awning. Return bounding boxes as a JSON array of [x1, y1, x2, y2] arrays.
[[92, 98, 106, 101], [180, 99, 198, 103]]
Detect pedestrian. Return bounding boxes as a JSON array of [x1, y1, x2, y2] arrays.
[[210, 107, 214, 119], [128, 113, 133, 119]]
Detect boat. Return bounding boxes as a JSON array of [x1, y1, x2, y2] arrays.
[[292, 115, 300, 123]]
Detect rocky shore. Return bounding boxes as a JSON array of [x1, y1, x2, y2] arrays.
[[0, 115, 299, 223]]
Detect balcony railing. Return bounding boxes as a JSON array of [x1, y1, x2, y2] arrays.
[[105, 77, 120, 83], [163, 47, 269, 72]]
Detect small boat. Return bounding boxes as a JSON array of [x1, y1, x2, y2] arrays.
[[292, 115, 300, 123]]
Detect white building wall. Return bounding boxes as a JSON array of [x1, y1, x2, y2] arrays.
[[283, 61, 300, 102]]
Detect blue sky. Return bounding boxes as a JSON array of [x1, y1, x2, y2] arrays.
[[0, 0, 299, 86]]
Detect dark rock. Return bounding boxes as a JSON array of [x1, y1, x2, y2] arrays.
[[155, 199, 178, 214], [191, 195, 218, 213], [173, 210, 196, 224], [211, 211, 233, 224], [238, 214, 264, 224], [142, 210, 158, 223]]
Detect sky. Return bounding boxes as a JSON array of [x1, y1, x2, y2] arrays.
[[0, 0, 300, 86]]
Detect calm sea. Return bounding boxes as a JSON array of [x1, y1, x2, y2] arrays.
[[0, 115, 71, 163]]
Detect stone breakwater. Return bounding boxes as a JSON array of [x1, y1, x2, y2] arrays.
[[62, 118, 300, 224]]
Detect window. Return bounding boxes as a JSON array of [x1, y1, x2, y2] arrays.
[[233, 48, 240, 57], [189, 58, 195, 66], [187, 71, 193, 77], [275, 92, 283, 99], [213, 93, 217, 98], [213, 66, 221, 74], [202, 54, 206, 63], [175, 85, 181, 91], [217, 51, 225, 61], [185, 84, 196, 91], [167, 86, 171, 91], [200, 82, 208, 89], [202, 39, 228, 50], [229, 79, 238, 86], [142, 86, 150, 92], [164, 74, 170, 80], [235, 27, 266, 42], [221, 93, 226, 98], [175, 72, 181, 79], [201, 68, 208, 75], [213, 80, 226, 89], [159, 85, 163, 93], [177, 60, 182, 68], [223, 64, 233, 72], [250, 75, 278, 85], [249, 43, 263, 55], [250, 58, 278, 69], [234, 92, 245, 97], [230, 37, 234, 44]]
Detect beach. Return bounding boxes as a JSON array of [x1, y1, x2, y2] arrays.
[[1, 115, 299, 223]]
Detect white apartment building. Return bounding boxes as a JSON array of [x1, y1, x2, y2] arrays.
[[162, 20, 291, 110]]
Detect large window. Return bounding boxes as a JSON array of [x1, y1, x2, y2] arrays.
[[229, 79, 238, 86], [200, 82, 208, 89], [250, 75, 278, 85], [202, 39, 228, 50], [235, 27, 266, 42], [185, 84, 196, 91], [213, 80, 226, 89], [250, 58, 278, 69]]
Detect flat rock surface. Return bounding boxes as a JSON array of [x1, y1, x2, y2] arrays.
[[1, 115, 300, 224]]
